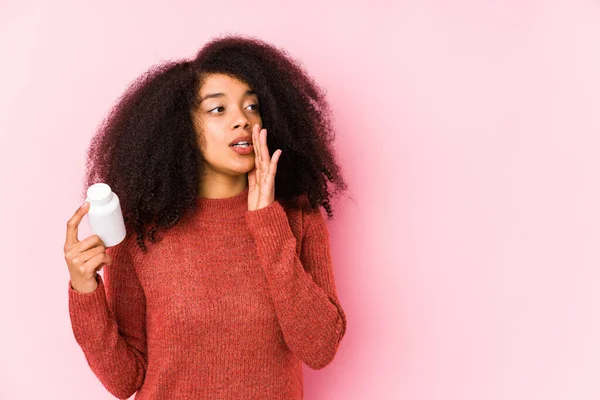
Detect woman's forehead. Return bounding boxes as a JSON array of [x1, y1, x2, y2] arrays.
[[198, 74, 256, 103], [201, 73, 251, 91]]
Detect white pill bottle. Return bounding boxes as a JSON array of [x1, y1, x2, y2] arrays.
[[85, 183, 127, 247]]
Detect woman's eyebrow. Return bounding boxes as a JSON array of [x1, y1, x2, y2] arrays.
[[199, 90, 256, 103]]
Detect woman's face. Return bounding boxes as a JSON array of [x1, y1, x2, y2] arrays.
[[193, 73, 262, 179]]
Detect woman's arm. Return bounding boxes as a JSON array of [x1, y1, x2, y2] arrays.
[[68, 241, 147, 399], [245, 201, 347, 370]]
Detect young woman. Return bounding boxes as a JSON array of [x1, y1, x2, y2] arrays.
[[64, 34, 349, 399]]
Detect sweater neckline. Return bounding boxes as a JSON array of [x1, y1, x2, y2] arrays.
[[193, 186, 249, 221]]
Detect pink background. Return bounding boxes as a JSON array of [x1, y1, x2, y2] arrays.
[[1, 0, 600, 399]]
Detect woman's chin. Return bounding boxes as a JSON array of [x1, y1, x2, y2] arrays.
[[229, 160, 255, 175]]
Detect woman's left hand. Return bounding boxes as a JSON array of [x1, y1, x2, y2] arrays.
[[248, 124, 282, 211]]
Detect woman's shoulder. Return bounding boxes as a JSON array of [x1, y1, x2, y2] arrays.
[[279, 192, 324, 235], [105, 230, 144, 266], [279, 192, 311, 209], [279, 193, 311, 216]]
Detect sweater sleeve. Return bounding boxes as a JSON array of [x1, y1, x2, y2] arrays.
[[245, 200, 347, 370], [68, 240, 147, 399]]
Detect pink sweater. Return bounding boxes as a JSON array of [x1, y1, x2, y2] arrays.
[[68, 186, 347, 399]]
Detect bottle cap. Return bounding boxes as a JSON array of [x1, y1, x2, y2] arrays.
[[86, 183, 113, 206]]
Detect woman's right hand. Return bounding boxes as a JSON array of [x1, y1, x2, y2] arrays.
[[64, 201, 113, 293]]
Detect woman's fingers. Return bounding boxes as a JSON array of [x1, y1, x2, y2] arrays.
[[252, 124, 261, 179], [258, 128, 272, 182], [252, 124, 259, 160], [261, 129, 270, 166], [248, 166, 256, 188], [65, 201, 89, 249], [251, 124, 278, 185], [267, 150, 281, 182], [252, 125, 263, 185], [64, 233, 111, 293]]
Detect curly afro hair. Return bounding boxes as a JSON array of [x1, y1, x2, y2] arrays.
[[82, 33, 350, 253]]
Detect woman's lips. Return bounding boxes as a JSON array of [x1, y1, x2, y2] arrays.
[[230, 144, 254, 155]]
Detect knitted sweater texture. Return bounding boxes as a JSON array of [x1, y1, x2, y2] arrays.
[[68, 186, 347, 399]]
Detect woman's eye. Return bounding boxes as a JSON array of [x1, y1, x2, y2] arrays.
[[209, 106, 224, 114], [208, 104, 258, 114]]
